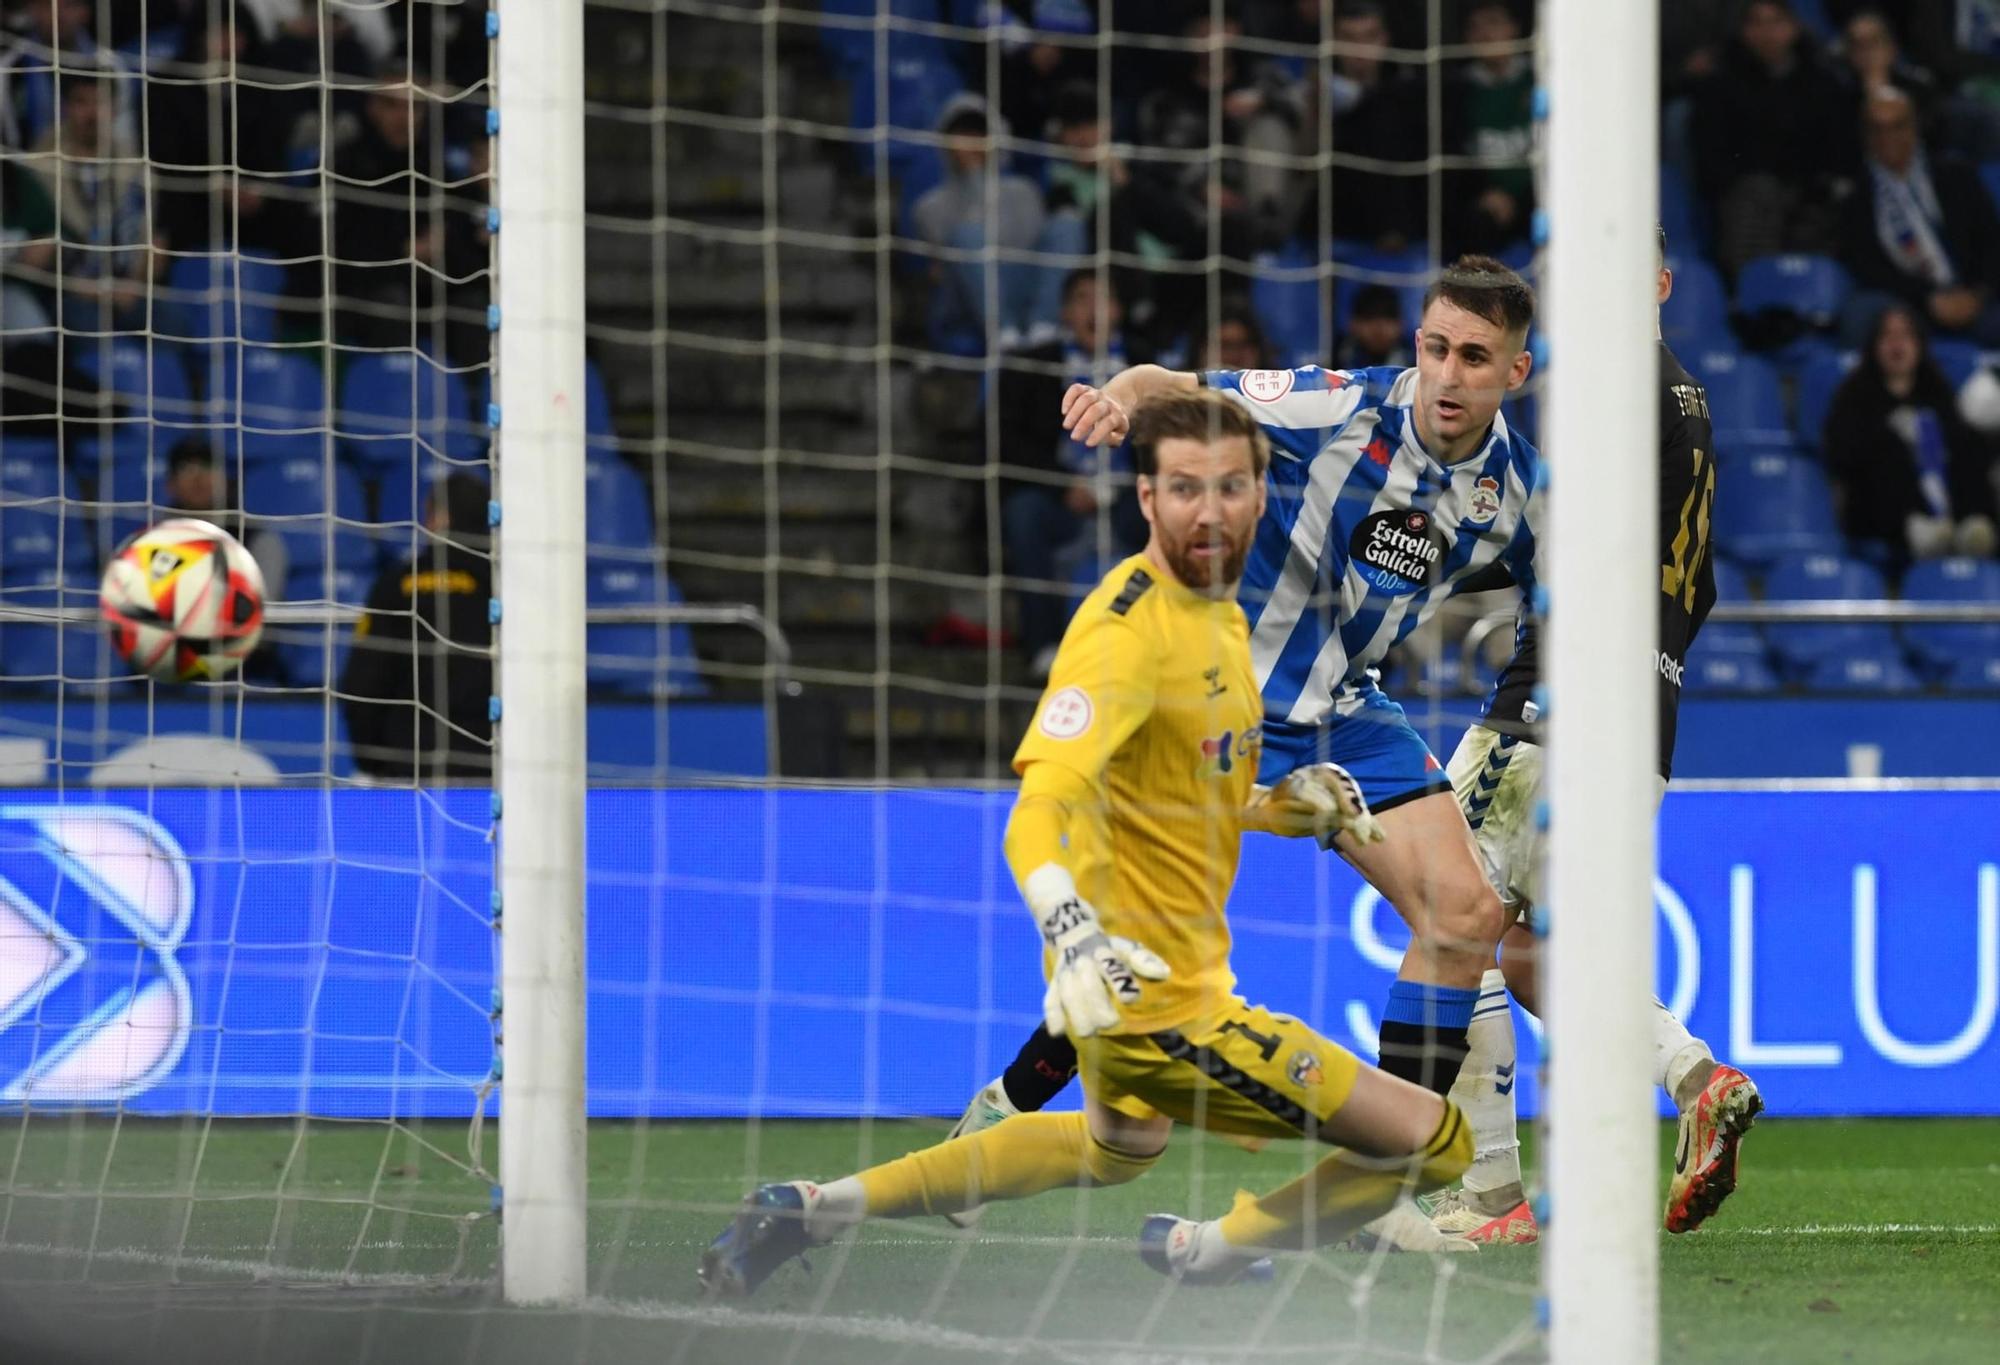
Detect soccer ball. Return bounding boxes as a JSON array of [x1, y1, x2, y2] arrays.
[[100, 518, 267, 682]]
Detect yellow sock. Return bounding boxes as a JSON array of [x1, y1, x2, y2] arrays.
[[854, 1112, 1158, 1220], [1216, 1101, 1474, 1252]]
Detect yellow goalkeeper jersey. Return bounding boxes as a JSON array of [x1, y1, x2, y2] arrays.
[[1012, 553, 1263, 1031]]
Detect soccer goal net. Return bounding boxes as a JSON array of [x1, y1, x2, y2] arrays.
[[0, 0, 1667, 1360]]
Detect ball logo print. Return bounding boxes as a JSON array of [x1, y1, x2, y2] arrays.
[[0, 806, 195, 1105], [1038, 686, 1094, 740]]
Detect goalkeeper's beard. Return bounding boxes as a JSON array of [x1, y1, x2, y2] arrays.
[[1157, 522, 1251, 596]]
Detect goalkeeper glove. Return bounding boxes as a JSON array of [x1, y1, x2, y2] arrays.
[[1244, 763, 1386, 849], [1022, 864, 1170, 1039]]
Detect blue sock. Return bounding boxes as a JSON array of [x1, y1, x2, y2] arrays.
[[1378, 981, 1480, 1095]]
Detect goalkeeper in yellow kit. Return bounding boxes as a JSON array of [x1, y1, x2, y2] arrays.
[[700, 390, 1472, 1297]]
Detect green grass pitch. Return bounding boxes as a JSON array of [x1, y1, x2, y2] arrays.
[[0, 1117, 1994, 1363]]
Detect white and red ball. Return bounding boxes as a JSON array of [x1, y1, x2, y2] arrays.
[[100, 519, 266, 682]]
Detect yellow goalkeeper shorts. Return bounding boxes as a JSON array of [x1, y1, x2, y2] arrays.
[[1076, 1002, 1363, 1142]]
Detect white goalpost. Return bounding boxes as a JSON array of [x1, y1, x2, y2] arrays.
[[495, 0, 590, 1308], [1544, 0, 1660, 1358]]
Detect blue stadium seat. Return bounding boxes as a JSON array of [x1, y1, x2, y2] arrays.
[[1686, 349, 1795, 454], [586, 459, 655, 554], [157, 252, 285, 357], [73, 339, 198, 472], [0, 491, 94, 581], [1792, 346, 1857, 450], [585, 559, 705, 697], [1697, 556, 1766, 661], [1249, 243, 1326, 367], [1763, 552, 1892, 674], [1941, 652, 2000, 690], [820, 0, 946, 77], [243, 457, 369, 571], [1801, 645, 1923, 693], [0, 438, 64, 500], [1712, 452, 1843, 568], [1332, 241, 1431, 334], [1683, 646, 1782, 695], [1929, 337, 1984, 392], [0, 574, 111, 688], [1661, 255, 1731, 350], [1981, 160, 2000, 217], [206, 346, 329, 465], [273, 533, 379, 687], [1735, 253, 1849, 330], [1900, 556, 2000, 681], [336, 352, 482, 478]]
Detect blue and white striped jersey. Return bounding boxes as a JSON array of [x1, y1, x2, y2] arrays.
[[1204, 365, 1544, 727]]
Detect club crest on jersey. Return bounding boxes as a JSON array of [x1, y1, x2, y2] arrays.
[[1238, 369, 1295, 403], [1351, 508, 1447, 595], [1287, 1049, 1324, 1089], [1466, 476, 1502, 524]]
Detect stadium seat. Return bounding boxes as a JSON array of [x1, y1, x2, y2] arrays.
[[1686, 349, 1795, 454], [273, 533, 379, 688], [1660, 254, 1731, 350], [1249, 243, 1328, 368], [585, 559, 705, 697], [1711, 452, 1843, 568], [206, 346, 330, 465], [1801, 645, 1924, 694], [157, 252, 286, 357], [1683, 646, 1782, 694], [243, 458, 370, 571], [0, 438, 64, 501], [1981, 160, 2000, 217], [0, 493, 94, 581], [1928, 336, 1984, 392], [1331, 241, 1431, 334], [1735, 253, 1849, 330], [1792, 346, 1857, 450], [586, 459, 656, 555], [1940, 652, 2000, 690], [1900, 556, 2000, 681], [1762, 552, 1892, 674], [1696, 556, 1766, 661], [73, 339, 199, 472], [0, 574, 111, 688], [336, 352, 482, 479]]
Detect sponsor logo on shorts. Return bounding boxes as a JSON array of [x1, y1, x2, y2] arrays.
[[1287, 1049, 1324, 1089], [1239, 369, 1295, 403], [1351, 508, 1448, 596], [1038, 686, 1093, 739]]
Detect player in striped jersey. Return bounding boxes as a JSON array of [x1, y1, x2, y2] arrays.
[[948, 258, 1542, 1247], [1425, 230, 1762, 1245]]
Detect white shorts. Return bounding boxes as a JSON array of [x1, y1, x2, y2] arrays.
[[1446, 726, 1669, 919]]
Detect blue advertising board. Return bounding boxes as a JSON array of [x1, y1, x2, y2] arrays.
[[0, 788, 1991, 1119]]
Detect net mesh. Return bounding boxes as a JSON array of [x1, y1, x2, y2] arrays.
[[0, 1, 1549, 1359]]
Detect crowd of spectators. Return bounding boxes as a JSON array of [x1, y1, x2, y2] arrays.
[[0, 0, 696, 706], [854, 0, 2000, 682]]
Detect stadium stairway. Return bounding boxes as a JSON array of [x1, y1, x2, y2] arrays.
[[584, 3, 1013, 776]]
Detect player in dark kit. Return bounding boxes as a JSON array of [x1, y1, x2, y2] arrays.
[[1424, 227, 1763, 1245]]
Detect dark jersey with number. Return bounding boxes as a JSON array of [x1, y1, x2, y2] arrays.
[[1476, 342, 1716, 778]]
